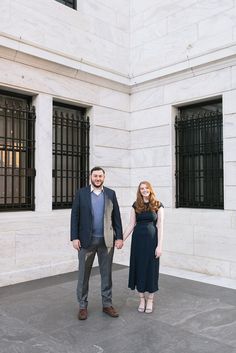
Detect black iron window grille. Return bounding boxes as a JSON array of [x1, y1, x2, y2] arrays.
[[175, 100, 223, 209], [0, 92, 36, 211], [55, 0, 77, 9], [53, 103, 89, 209]]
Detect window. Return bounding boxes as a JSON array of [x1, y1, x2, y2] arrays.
[[175, 99, 223, 209], [0, 92, 36, 211], [55, 0, 77, 9], [53, 103, 89, 209]]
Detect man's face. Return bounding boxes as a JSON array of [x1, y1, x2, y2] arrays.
[[91, 170, 105, 188]]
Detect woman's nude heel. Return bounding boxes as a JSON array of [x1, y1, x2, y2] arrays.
[[145, 297, 153, 314], [138, 295, 146, 313]]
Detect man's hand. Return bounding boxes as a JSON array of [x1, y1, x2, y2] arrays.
[[72, 239, 81, 251], [115, 239, 123, 249]]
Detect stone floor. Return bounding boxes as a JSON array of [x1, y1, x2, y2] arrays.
[[0, 265, 236, 353]]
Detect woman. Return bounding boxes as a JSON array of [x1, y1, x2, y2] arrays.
[[123, 181, 164, 313]]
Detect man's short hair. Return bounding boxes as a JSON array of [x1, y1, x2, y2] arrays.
[[90, 166, 105, 175]]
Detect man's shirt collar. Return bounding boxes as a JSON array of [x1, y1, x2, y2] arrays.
[[90, 185, 104, 195]]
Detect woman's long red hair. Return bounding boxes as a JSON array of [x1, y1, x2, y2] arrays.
[[135, 181, 160, 213]]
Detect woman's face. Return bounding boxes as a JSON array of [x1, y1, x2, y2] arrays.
[[139, 183, 150, 198]]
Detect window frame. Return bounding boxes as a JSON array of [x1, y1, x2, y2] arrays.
[[175, 99, 224, 209], [0, 90, 36, 212], [52, 102, 89, 209]]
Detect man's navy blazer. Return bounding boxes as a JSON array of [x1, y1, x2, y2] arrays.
[[70, 186, 123, 248]]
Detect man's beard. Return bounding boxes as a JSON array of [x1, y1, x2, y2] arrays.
[[91, 180, 104, 188]]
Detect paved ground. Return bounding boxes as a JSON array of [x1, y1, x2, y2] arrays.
[[0, 265, 236, 353]]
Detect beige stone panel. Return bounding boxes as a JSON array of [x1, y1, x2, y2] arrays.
[[190, 209, 232, 228], [93, 17, 129, 48], [132, 19, 167, 47], [164, 208, 193, 225], [194, 226, 236, 262], [98, 87, 129, 112], [164, 68, 230, 105], [225, 162, 236, 185], [228, 65, 236, 89], [162, 252, 231, 278], [1, 4, 86, 54], [93, 106, 129, 130], [0, 219, 28, 232], [92, 146, 130, 168], [15, 229, 71, 267], [230, 262, 236, 279], [104, 168, 130, 188], [224, 138, 236, 162], [0, 259, 77, 287], [120, 206, 133, 226], [0, 59, 97, 102], [95, 0, 130, 19], [155, 187, 172, 208], [232, 212, 236, 228], [0, 46, 16, 61], [130, 166, 171, 187], [131, 12, 144, 33], [0, 59, 129, 110], [50, 260, 78, 277], [141, 0, 206, 26], [0, 266, 51, 287], [198, 5, 236, 38], [131, 145, 172, 168], [48, 232, 75, 262], [131, 86, 164, 111], [130, 0, 194, 17], [130, 105, 172, 130], [0, 232, 15, 272], [115, 187, 135, 208], [80, 0, 118, 27], [164, 223, 194, 255], [131, 125, 170, 149], [233, 26, 236, 41], [1, 1, 129, 74], [224, 186, 236, 210], [125, 186, 140, 203], [130, 0, 158, 16], [34, 94, 53, 212], [190, 29, 234, 59], [14, 51, 78, 79], [93, 126, 130, 149], [224, 114, 236, 139], [168, 0, 234, 33], [131, 25, 197, 76], [223, 91, 236, 115]]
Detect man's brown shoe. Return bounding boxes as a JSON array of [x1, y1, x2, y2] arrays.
[[103, 306, 119, 318], [78, 308, 88, 320]]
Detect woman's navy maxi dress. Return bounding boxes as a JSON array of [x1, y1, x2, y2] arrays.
[[128, 203, 163, 293]]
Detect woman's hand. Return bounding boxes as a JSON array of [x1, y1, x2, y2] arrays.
[[155, 246, 162, 258]]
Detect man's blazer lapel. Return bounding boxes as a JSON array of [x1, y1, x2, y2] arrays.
[[103, 188, 114, 248], [85, 186, 92, 215]]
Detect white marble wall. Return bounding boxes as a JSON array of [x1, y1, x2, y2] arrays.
[[130, 0, 236, 82], [0, 54, 130, 286], [123, 59, 236, 279], [0, 0, 129, 78]]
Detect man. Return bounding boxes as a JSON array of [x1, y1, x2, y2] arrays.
[[71, 166, 123, 320]]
